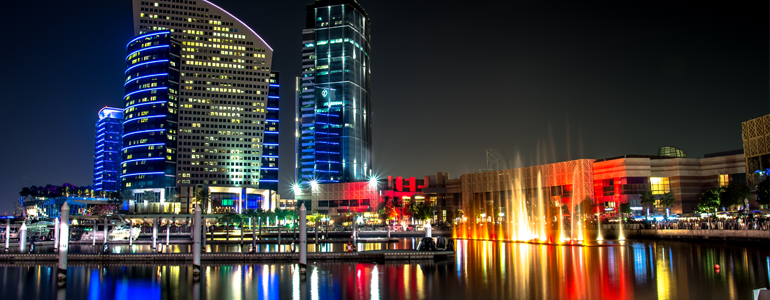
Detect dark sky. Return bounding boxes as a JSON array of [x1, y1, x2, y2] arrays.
[[0, 0, 767, 214]]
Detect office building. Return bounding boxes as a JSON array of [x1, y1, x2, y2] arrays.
[[297, 0, 372, 185], [94, 107, 124, 192], [121, 31, 181, 201], [259, 71, 280, 191], [742, 114, 769, 186], [131, 0, 278, 213]]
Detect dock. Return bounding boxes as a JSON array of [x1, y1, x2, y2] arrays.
[[0, 250, 455, 263]]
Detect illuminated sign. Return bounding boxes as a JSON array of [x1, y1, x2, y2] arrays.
[[630, 206, 643, 211]]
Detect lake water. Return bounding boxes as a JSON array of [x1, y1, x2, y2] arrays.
[[1, 239, 768, 300]]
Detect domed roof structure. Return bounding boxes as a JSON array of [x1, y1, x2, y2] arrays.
[[658, 146, 687, 158]]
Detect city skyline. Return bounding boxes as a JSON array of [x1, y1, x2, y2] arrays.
[[0, 0, 767, 214]]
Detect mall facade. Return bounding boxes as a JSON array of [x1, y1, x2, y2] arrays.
[[295, 146, 749, 221]]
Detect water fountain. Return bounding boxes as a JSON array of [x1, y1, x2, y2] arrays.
[[455, 162, 624, 246]]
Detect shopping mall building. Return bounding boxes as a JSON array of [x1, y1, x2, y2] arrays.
[[296, 145, 756, 221]]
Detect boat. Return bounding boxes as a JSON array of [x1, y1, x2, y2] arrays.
[[108, 225, 140, 241]]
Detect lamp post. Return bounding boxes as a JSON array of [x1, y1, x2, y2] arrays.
[[58, 202, 70, 285]]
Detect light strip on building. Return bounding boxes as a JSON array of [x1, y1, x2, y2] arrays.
[[124, 87, 169, 99], [123, 115, 166, 124], [122, 157, 165, 164], [120, 171, 165, 178], [124, 73, 169, 86], [122, 143, 165, 150], [122, 129, 166, 138], [199, 0, 273, 51], [126, 31, 171, 48], [125, 59, 170, 73], [125, 100, 168, 110], [125, 45, 170, 60]]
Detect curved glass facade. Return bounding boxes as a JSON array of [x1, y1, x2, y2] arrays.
[[94, 107, 124, 192], [299, 0, 372, 185], [658, 146, 687, 158], [259, 71, 280, 191], [121, 31, 181, 190]]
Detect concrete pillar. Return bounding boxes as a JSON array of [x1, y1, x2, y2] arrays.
[[92, 221, 96, 246], [425, 223, 432, 238], [353, 216, 358, 245], [152, 218, 158, 250], [128, 221, 134, 250], [299, 204, 307, 272], [388, 223, 391, 239], [193, 206, 201, 277], [58, 202, 70, 285], [278, 220, 282, 248], [19, 223, 27, 252], [202, 220, 207, 251], [54, 218, 60, 253], [6, 219, 11, 252], [167, 218, 171, 247], [103, 217, 108, 244], [240, 218, 244, 245]]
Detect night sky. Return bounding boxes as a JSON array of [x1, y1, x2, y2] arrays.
[[0, 0, 766, 214]]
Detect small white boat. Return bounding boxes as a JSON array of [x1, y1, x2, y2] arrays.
[[109, 225, 140, 241]]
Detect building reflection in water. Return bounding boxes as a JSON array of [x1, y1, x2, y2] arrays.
[[0, 240, 767, 300]]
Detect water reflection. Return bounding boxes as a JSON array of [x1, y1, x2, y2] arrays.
[[8, 239, 415, 255], [0, 239, 767, 299]]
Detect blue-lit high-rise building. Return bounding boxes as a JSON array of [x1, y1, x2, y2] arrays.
[[259, 71, 281, 191], [121, 31, 181, 197], [297, 0, 372, 185], [94, 107, 124, 192]]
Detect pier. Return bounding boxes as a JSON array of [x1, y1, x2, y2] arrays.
[[0, 250, 455, 263]]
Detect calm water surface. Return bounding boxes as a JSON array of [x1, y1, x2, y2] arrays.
[[1, 239, 768, 300]]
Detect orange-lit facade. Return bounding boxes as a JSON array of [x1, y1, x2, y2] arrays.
[[294, 150, 747, 219]]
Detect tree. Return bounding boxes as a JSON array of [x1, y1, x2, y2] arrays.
[[415, 203, 434, 223], [140, 191, 157, 202], [405, 201, 420, 224], [640, 191, 656, 208], [220, 212, 240, 241], [243, 209, 259, 247], [454, 209, 465, 220], [697, 186, 723, 213], [19, 187, 31, 197], [720, 182, 750, 209], [619, 203, 633, 214], [165, 189, 179, 202], [382, 200, 399, 222], [757, 177, 769, 208], [658, 192, 675, 209], [196, 189, 210, 213], [575, 196, 594, 217], [121, 189, 134, 202]]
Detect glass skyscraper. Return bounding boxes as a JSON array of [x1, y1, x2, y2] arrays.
[[131, 0, 275, 191], [121, 31, 181, 194], [297, 0, 372, 185], [259, 71, 280, 191], [94, 107, 124, 192], [131, 0, 279, 213]]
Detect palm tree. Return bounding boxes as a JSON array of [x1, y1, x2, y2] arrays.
[[196, 189, 210, 213], [243, 209, 259, 248], [255, 208, 265, 240], [220, 212, 240, 241]]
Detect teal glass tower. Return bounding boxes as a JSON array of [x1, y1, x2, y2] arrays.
[[298, 0, 372, 185]]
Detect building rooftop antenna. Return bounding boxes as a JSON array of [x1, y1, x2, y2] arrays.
[[479, 148, 501, 173]]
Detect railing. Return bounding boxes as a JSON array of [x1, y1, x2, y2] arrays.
[[645, 220, 770, 231]]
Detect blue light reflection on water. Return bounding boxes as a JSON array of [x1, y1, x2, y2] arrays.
[[0, 239, 768, 300]]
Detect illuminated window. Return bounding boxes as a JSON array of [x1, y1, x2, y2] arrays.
[[718, 174, 729, 187], [650, 177, 670, 195]]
